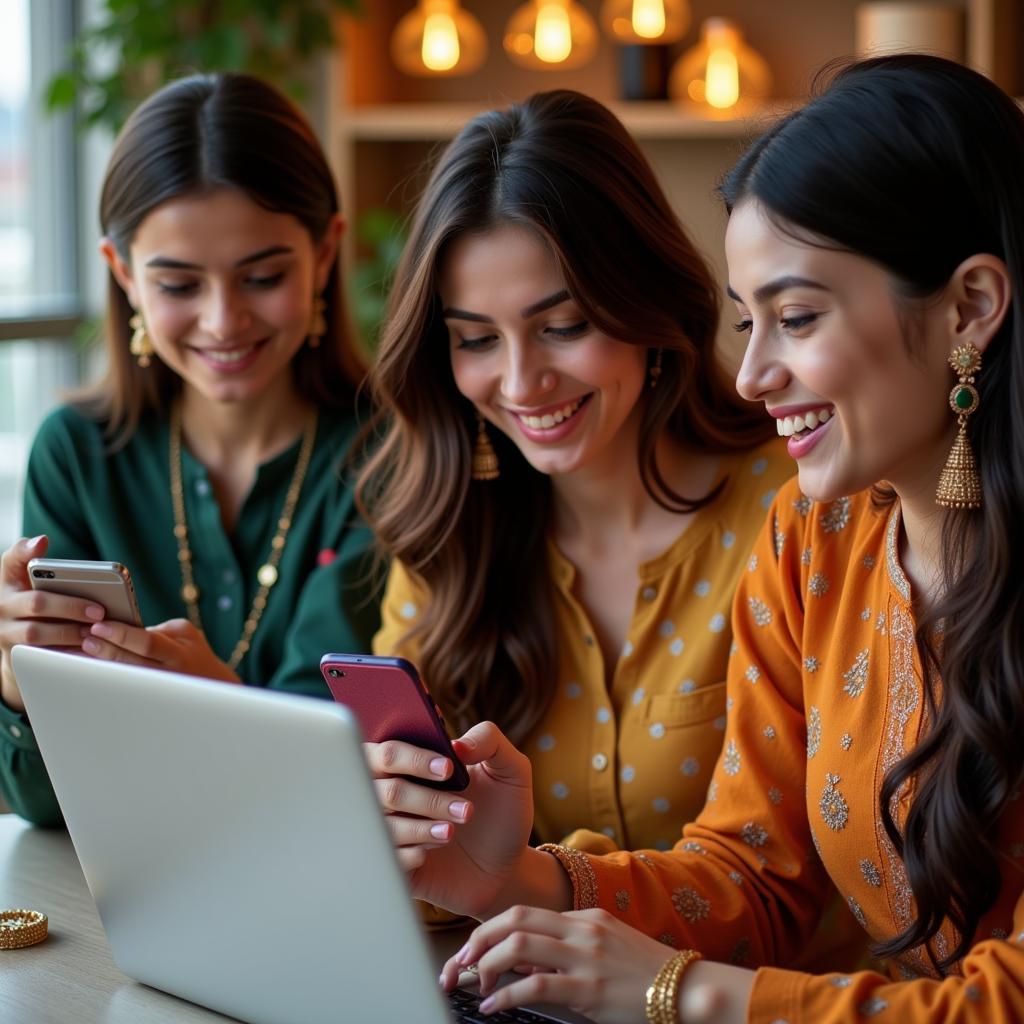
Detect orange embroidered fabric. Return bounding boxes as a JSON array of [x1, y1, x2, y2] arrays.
[[574, 478, 1024, 1022]]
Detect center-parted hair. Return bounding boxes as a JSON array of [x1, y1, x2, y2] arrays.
[[84, 72, 364, 443], [358, 89, 773, 744], [720, 54, 1024, 972]]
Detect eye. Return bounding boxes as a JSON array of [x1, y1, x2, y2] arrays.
[[546, 321, 588, 339], [156, 281, 198, 296], [456, 334, 498, 351], [247, 271, 285, 289], [780, 313, 818, 331], [732, 320, 753, 334]]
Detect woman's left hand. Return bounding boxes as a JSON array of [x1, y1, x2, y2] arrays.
[[440, 905, 679, 1023], [81, 618, 240, 683]]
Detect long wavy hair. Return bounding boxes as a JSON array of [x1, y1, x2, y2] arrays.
[[358, 90, 774, 744], [720, 55, 1024, 972], [79, 72, 364, 445]]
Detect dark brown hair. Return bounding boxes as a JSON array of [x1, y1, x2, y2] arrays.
[[80, 72, 364, 444], [720, 55, 1024, 971], [358, 90, 773, 744]]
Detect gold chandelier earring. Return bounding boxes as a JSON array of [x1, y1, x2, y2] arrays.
[[648, 347, 663, 388], [307, 293, 327, 349], [129, 312, 153, 368], [935, 342, 983, 509], [471, 413, 500, 481]]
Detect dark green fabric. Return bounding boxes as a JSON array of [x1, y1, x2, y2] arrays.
[[0, 404, 381, 826]]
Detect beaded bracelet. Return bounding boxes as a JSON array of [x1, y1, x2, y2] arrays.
[[644, 948, 703, 1024], [536, 843, 599, 910]]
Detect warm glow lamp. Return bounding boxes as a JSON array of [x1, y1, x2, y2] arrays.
[[391, 0, 487, 77], [503, 0, 599, 70], [600, 0, 690, 44], [669, 18, 771, 118]]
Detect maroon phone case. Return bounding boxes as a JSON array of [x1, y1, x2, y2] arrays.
[[319, 654, 469, 791]]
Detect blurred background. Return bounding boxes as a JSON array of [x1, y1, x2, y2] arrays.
[[1, 0, 1019, 547]]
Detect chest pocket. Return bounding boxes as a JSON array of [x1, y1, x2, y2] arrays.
[[645, 680, 727, 729]]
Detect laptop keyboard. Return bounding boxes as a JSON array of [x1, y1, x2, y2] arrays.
[[448, 986, 562, 1022]]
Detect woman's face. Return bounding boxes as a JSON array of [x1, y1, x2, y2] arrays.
[[442, 223, 647, 479], [727, 200, 955, 503], [102, 187, 340, 407]]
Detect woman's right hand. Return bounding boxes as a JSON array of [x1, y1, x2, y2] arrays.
[[365, 721, 536, 919], [0, 536, 106, 712]]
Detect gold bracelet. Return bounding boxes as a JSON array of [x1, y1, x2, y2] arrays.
[[536, 843, 599, 910], [0, 908, 48, 950], [644, 948, 702, 1024]]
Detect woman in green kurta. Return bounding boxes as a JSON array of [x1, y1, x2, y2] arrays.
[[0, 74, 379, 826]]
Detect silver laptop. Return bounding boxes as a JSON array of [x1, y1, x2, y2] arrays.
[[12, 645, 591, 1024]]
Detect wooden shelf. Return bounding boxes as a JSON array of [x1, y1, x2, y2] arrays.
[[340, 100, 797, 142]]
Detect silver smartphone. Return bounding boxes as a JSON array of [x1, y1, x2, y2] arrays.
[[28, 558, 142, 626]]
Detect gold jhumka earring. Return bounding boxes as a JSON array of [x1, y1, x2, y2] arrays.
[[307, 294, 327, 348], [129, 312, 153, 368], [935, 343, 982, 509], [471, 413, 500, 481], [649, 347, 663, 388]]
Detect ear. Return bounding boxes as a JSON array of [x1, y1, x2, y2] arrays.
[[945, 253, 1011, 356], [99, 237, 138, 307], [314, 214, 346, 292]]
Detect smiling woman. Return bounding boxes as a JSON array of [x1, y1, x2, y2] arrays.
[[0, 74, 380, 826]]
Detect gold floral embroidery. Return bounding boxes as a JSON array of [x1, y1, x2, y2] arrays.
[[820, 772, 849, 831], [658, 932, 677, 947], [763, 725, 776, 740], [801, 547, 813, 566], [848, 895, 867, 928], [886, 505, 911, 601], [820, 496, 851, 533], [860, 606, 872, 621], [728, 870, 744, 886], [793, 495, 812, 516], [723, 739, 741, 776], [807, 706, 822, 759], [745, 665, 761, 683], [860, 859, 882, 887], [809, 572, 830, 598], [671, 887, 711, 922], [841, 733, 853, 751], [747, 554, 758, 572], [842, 650, 870, 697], [863, 555, 877, 570], [773, 514, 785, 557], [615, 889, 630, 911], [859, 996, 888, 1016], [768, 786, 783, 805], [804, 656, 820, 673], [748, 596, 773, 626], [740, 822, 768, 848]]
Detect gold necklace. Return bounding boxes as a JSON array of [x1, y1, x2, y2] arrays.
[[169, 403, 318, 672]]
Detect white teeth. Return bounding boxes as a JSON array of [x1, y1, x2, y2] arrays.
[[777, 406, 832, 437], [204, 345, 256, 364], [520, 397, 584, 430]]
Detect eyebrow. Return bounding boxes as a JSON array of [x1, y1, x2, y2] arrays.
[[442, 289, 572, 323], [144, 245, 294, 270], [726, 276, 830, 305]]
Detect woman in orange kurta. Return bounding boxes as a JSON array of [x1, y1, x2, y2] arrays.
[[374, 56, 1024, 1023]]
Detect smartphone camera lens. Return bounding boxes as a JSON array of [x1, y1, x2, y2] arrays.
[[327, 668, 346, 678], [32, 569, 56, 579]]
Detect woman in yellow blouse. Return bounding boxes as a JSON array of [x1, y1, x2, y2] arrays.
[[376, 56, 1024, 1023], [360, 89, 792, 862]]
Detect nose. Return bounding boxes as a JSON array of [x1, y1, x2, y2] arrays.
[[735, 325, 788, 403], [499, 338, 556, 406], [199, 284, 252, 341]]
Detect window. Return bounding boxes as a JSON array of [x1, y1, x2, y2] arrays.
[[0, 0, 82, 547]]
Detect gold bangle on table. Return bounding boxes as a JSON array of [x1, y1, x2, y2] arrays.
[[645, 948, 702, 1024], [0, 908, 48, 949]]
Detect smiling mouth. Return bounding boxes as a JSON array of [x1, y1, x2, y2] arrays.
[[777, 406, 832, 438], [192, 340, 268, 364], [514, 394, 592, 430]]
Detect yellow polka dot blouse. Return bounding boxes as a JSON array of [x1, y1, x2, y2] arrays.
[[373, 438, 793, 854]]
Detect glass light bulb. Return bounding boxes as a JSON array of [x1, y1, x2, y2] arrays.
[[705, 47, 739, 108], [421, 12, 460, 71], [632, 0, 666, 39], [535, 3, 573, 63]]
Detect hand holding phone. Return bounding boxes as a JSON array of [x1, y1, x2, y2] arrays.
[[28, 558, 142, 627], [320, 653, 469, 791]]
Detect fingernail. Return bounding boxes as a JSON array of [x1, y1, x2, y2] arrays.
[[91, 622, 113, 637], [458, 735, 476, 751], [430, 822, 451, 840], [27, 535, 45, 548], [429, 757, 450, 778], [479, 996, 496, 1013], [449, 801, 469, 820], [455, 942, 470, 965], [82, 638, 99, 654], [84, 605, 105, 622]]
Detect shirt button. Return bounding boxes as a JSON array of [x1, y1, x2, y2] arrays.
[[217, 595, 233, 611], [641, 586, 657, 602], [9, 724, 22, 739], [195, 479, 211, 497], [591, 752, 609, 772]]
